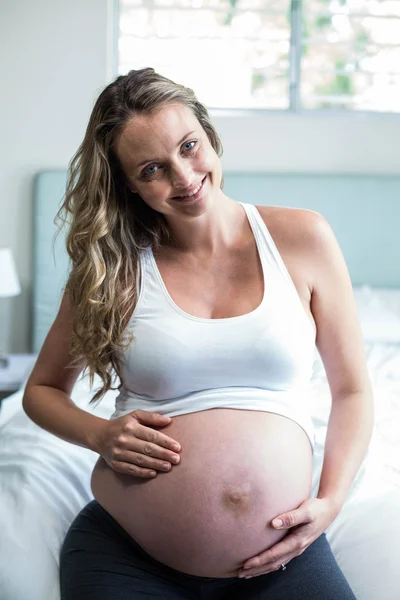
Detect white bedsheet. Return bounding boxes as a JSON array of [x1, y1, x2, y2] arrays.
[[0, 342, 399, 599]]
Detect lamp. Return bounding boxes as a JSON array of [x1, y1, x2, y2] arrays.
[[0, 248, 21, 368]]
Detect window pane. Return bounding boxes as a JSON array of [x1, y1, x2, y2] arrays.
[[119, 0, 291, 109], [302, 0, 400, 113]]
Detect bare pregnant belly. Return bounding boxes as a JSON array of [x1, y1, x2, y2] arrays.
[[90, 408, 313, 578]]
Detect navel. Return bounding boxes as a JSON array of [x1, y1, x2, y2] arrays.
[[221, 483, 253, 515]]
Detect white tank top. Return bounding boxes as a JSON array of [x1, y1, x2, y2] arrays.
[[111, 202, 317, 452]]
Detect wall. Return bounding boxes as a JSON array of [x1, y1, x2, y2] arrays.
[[1, 0, 400, 352], [0, 0, 114, 352]]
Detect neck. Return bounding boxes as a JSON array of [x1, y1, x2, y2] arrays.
[[163, 194, 246, 258]]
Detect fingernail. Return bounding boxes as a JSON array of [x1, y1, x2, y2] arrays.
[[273, 519, 283, 528]]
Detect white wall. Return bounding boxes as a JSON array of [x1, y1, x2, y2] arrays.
[[0, 0, 114, 353], [216, 110, 400, 174], [1, 0, 400, 353]]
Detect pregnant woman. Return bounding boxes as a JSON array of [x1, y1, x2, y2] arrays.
[[23, 68, 373, 599]]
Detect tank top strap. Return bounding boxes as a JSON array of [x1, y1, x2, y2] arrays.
[[131, 245, 159, 320], [136, 246, 151, 296], [239, 202, 297, 289], [136, 253, 143, 298]]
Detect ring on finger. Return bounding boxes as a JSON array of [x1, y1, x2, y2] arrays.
[[280, 558, 292, 571]]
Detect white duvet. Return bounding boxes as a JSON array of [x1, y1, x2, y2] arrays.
[[0, 341, 399, 600]]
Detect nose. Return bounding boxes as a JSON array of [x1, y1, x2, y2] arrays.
[[170, 159, 194, 192]]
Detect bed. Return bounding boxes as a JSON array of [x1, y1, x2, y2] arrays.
[[0, 171, 399, 600]]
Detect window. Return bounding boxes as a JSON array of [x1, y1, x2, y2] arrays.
[[118, 0, 400, 114]]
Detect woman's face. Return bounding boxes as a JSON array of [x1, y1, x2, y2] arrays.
[[115, 103, 222, 217]]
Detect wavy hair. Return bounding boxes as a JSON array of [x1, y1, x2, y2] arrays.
[[55, 68, 224, 404]]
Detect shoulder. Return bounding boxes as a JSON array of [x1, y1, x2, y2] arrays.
[[255, 204, 329, 238], [255, 205, 336, 257], [254, 205, 341, 291]]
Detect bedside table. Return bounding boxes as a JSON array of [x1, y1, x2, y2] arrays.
[[0, 354, 38, 407]]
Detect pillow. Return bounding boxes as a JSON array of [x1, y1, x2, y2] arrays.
[[353, 286, 400, 343], [324, 487, 400, 600]]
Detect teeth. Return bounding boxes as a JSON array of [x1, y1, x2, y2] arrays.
[[179, 180, 203, 198]]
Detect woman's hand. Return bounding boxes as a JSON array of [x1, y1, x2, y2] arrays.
[[237, 497, 341, 579], [95, 410, 181, 478]]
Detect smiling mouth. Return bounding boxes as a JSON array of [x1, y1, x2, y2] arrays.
[[172, 176, 207, 200]]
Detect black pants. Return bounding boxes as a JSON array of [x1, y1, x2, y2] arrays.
[[60, 500, 357, 599]]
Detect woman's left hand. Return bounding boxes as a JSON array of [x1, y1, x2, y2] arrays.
[[237, 497, 341, 579]]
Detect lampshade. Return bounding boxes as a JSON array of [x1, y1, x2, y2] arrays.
[[0, 248, 21, 297]]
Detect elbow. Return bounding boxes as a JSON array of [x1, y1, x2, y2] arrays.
[[22, 383, 34, 416], [22, 381, 45, 417]]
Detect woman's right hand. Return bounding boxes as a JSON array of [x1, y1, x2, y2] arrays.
[[95, 410, 181, 478]]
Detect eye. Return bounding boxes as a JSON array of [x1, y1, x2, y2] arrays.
[[183, 140, 197, 152], [141, 164, 159, 179], [145, 165, 158, 175]]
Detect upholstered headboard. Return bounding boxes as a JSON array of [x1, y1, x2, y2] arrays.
[[32, 170, 400, 352], [33, 171, 69, 353]]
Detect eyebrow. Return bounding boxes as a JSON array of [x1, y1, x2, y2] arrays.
[[134, 130, 197, 170]]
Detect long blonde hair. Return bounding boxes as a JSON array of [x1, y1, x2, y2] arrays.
[[55, 68, 224, 403]]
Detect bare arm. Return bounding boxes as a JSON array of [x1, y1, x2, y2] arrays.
[[306, 212, 374, 509], [22, 289, 108, 453], [22, 290, 181, 475]]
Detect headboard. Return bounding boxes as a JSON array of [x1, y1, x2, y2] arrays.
[[33, 171, 69, 353], [32, 170, 400, 353]]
